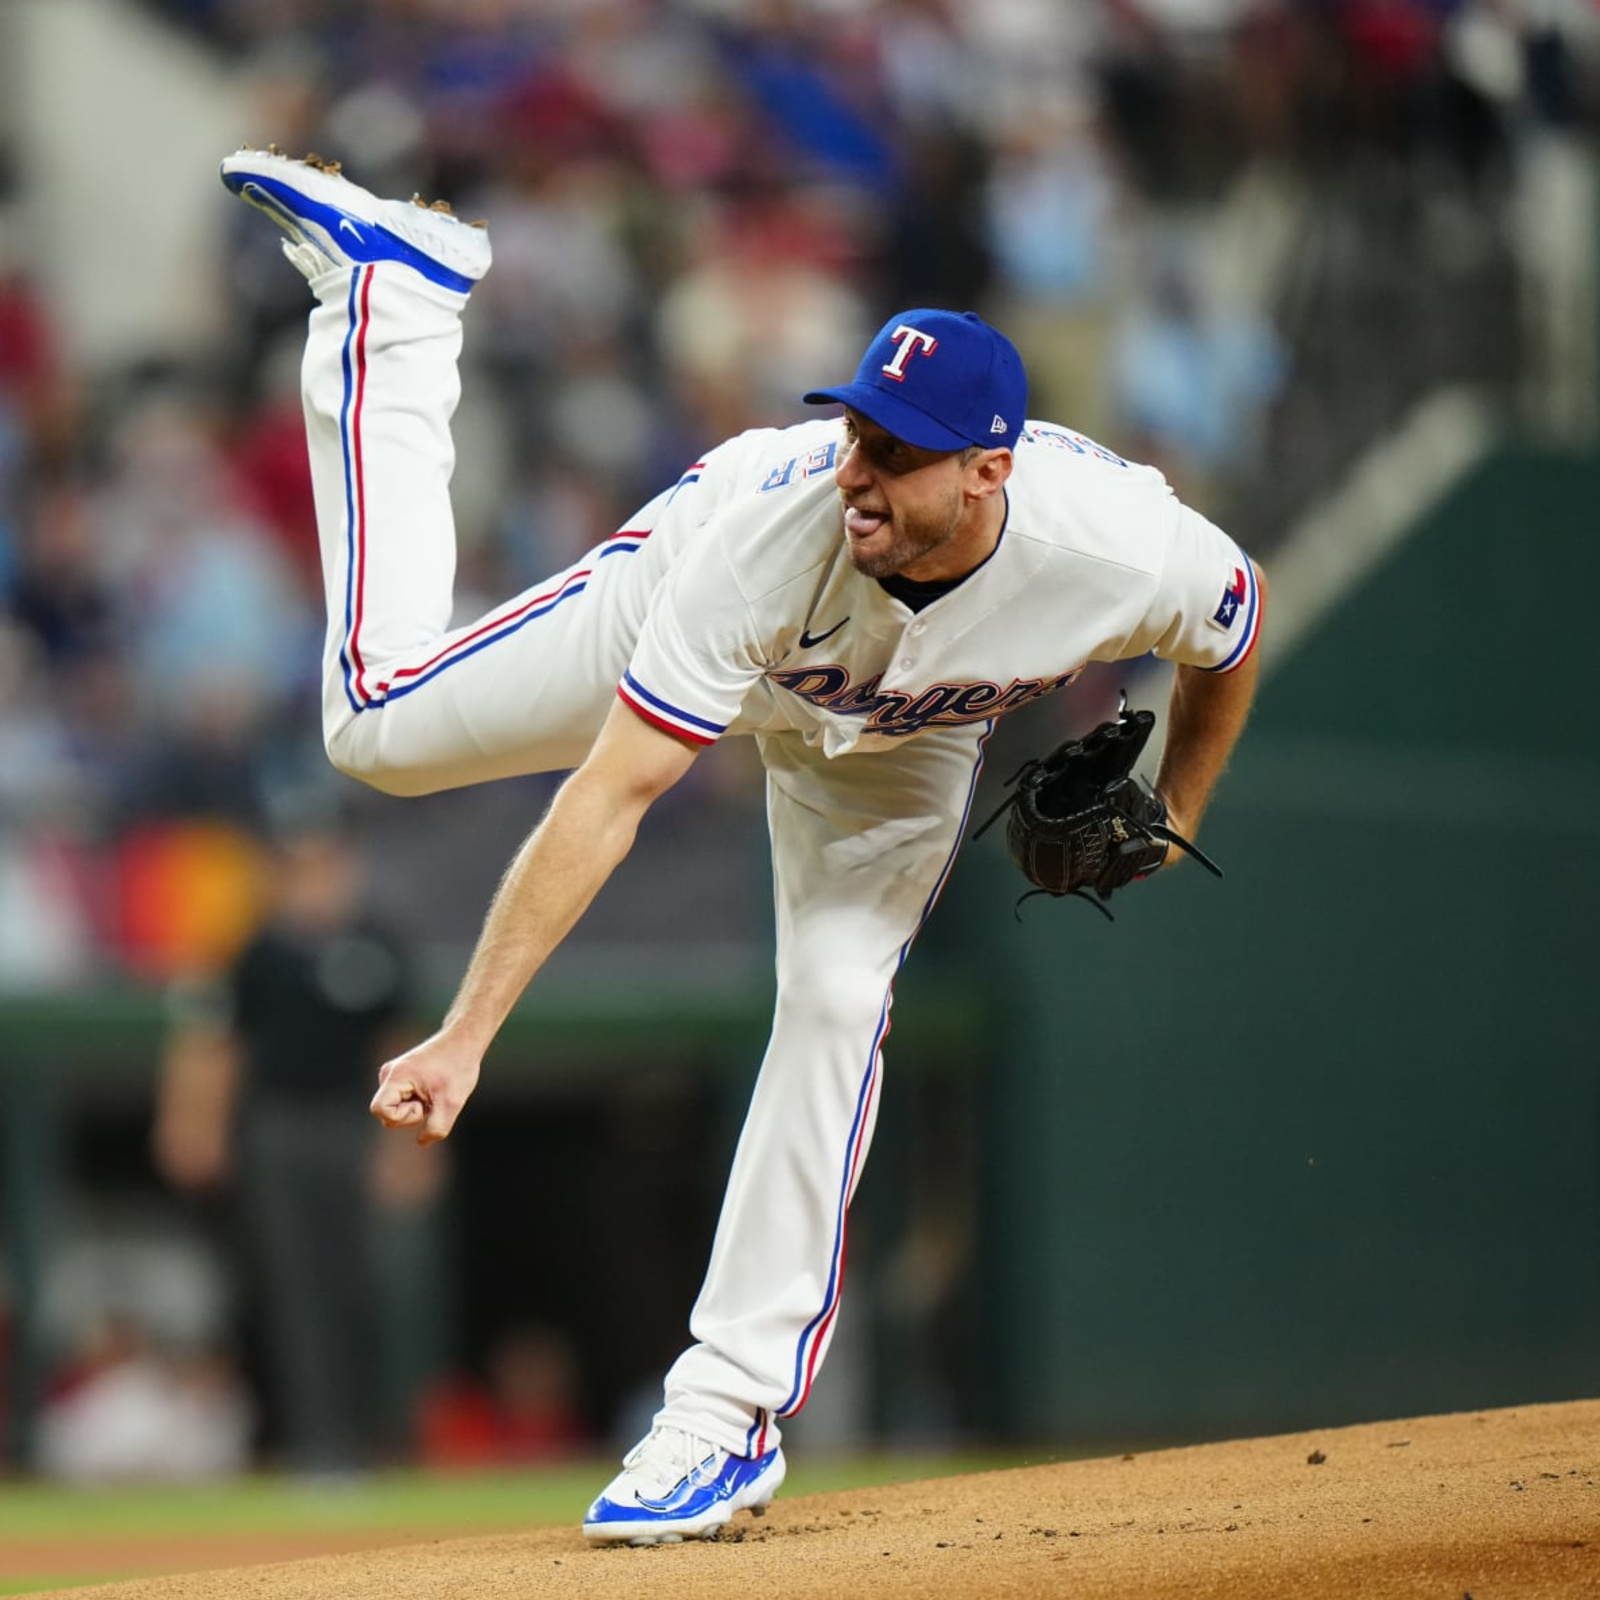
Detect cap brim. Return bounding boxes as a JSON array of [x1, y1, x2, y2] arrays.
[[801, 383, 972, 453]]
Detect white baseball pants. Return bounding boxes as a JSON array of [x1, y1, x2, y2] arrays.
[[299, 263, 988, 1458]]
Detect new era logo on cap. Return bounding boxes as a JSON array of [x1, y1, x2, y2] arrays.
[[802, 308, 1027, 453]]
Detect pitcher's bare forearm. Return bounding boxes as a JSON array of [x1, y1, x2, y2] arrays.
[[1155, 562, 1266, 837], [371, 701, 699, 1142], [441, 767, 650, 1052], [444, 701, 700, 1047]]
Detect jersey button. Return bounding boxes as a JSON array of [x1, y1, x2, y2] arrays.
[[900, 658, 915, 671], [910, 621, 926, 635]]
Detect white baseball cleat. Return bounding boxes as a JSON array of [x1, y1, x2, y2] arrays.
[[219, 146, 491, 290], [582, 1425, 786, 1545]]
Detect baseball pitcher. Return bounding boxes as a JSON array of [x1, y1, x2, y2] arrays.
[[220, 149, 1264, 1544]]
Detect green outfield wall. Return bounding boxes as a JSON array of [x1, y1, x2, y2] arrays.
[[966, 444, 1600, 1442]]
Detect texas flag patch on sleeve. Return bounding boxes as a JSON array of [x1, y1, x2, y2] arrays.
[[1210, 566, 1248, 630], [1202, 559, 1261, 673]]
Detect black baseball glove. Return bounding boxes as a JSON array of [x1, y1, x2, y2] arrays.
[[973, 695, 1222, 920]]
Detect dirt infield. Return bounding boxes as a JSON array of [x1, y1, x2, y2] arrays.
[[26, 1399, 1597, 1599]]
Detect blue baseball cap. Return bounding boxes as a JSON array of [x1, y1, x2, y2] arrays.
[[803, 308, 1027, 452]]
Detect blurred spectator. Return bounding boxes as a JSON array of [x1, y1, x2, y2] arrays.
[[96, 390, 310, 728], [985, 101, 1124, 440], [223, 334, 323, 599], [465, 102, 643, 459], [0, 621, 102, 836], [417, 1321, 588, 1468], [35, 1312, 252, 1485], [656, 190, 871, 440], [214, 40, 334, 389], [7, 482, 118, 671], [152, 800, 443, 1473], [718, 5, 896, 193], [882, 123, 994, 310], [0, 212, 74, 488], [1110, 226, 1286, 506], [0, 825, 97, 992]]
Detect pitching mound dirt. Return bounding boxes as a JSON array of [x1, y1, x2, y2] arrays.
[[29, 1398, 1597, 1599]]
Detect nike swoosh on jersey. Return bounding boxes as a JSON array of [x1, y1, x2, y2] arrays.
[[799, 617, 849, 650]]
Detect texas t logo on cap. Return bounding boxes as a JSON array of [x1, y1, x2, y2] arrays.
[[881, 325, 939, 381], [803, 308, 1028, 453]]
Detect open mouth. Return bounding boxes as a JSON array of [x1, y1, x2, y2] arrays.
[[844, 505, 889, 538]]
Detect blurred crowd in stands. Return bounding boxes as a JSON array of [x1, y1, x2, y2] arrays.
[[0, 0, 1594, 990]]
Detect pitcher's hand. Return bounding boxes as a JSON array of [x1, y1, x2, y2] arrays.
[[370, 1033, 481, 1146]]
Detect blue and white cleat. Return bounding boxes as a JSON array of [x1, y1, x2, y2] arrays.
[[582, 1426, 786, 1545], [219, 147, 491, 291]]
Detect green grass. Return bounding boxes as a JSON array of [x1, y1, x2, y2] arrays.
[[0, 1464, 597, 1541], [0, 1451, 1045, 1595], [0, 1451, 1041, 1537]]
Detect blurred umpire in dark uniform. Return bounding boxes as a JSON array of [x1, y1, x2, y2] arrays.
[[153, 795, 443, 1473]]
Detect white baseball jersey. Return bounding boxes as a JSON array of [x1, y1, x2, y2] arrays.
[[617, 418, 1259, 758], [294, 259, 1261, 1467]]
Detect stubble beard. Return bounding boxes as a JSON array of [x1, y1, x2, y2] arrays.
[[841, 490, 964, 580]]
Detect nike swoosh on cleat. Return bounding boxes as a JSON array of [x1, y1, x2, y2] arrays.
[[238, 183, 310, 237], [633, 1455, 722, 1513], [799, 617, 849, 650], [338, 217, 364, 241]]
